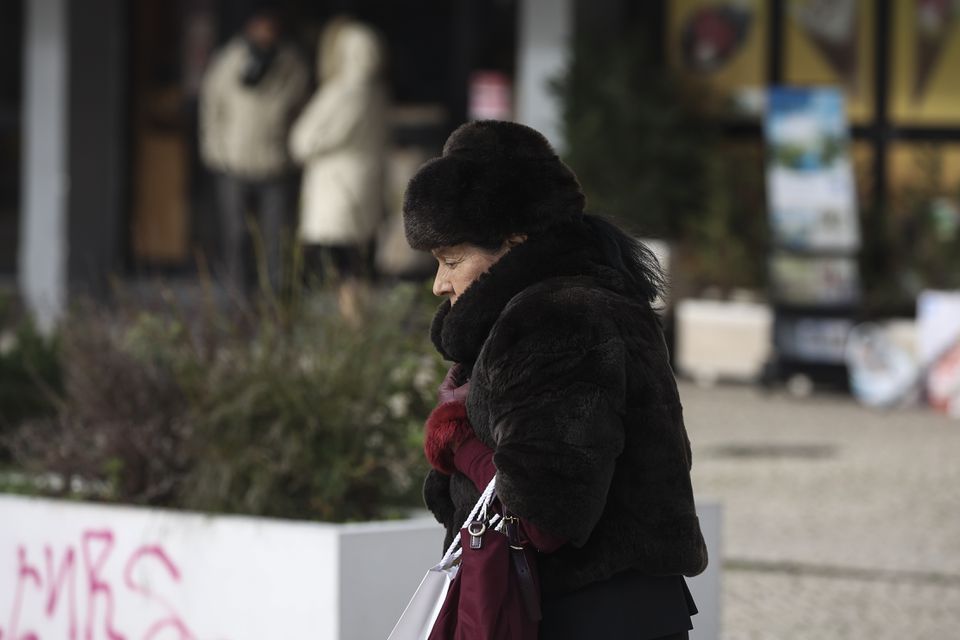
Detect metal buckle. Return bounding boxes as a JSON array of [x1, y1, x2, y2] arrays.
[[467, 521, 486, 536]]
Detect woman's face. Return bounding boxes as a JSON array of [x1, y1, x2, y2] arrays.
[[431, 236, 523, 305]]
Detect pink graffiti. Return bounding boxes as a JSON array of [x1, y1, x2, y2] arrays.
[[4, 547, 42, 640], [1, 530, 203, 640], [44, 545, 76, 639], [124, 547, 193, 640], [82, 530, 124, 640]]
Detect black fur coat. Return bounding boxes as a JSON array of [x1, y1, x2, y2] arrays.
[[423, 219, 708, 596]]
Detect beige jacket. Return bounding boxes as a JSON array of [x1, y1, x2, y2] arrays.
[[289, 21, 387, 245], [200, 37, 309, 179]]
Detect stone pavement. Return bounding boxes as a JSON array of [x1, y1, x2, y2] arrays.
[[680, 382, 960, 640]]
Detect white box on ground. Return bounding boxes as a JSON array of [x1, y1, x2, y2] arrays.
[[676, 299, 773, 384], [0, 495, 722, 639]]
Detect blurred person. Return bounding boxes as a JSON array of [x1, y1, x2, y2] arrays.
[[199, 7, 309, 294], [403, 121, 706, 639], [289, 17, 387, 322]]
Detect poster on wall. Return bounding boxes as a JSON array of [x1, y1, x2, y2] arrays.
[[764, 87, 861, 252], [784, 0, 874, 122], [667, 0, 767, 116], [775, 317, 855, 363], [891, 0, 960, 125], [769, 254, 860, 306]]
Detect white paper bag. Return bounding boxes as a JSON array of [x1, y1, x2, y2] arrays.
[[387, 476, 498, 640], [386, 563, 459, 640]]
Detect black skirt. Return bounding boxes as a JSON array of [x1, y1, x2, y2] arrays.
[[539, 570, 697, 640]]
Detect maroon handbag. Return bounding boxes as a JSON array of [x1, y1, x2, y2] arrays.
[[428, 496, 542, 639]]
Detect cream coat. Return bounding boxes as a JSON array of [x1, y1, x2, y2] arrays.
[[200, 38, 309, 179], [289, 22, 387, 245]]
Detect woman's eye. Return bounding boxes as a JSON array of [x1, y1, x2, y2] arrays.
[[444, 259, 461, 268]]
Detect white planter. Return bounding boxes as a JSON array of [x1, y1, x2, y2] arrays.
[[0, 495, 443, 640], [0, 495, 721, 640]]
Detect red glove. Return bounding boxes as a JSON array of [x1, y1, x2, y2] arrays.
[[424, 401, 474, 475]]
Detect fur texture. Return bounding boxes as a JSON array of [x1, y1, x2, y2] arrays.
[[422, 220, 708, 595], [402, 121, 586, 250], [423, 401, 473, 475]]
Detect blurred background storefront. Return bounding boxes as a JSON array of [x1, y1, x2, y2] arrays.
[[3, 0, 527, 314], [2, 0, 959, 331]]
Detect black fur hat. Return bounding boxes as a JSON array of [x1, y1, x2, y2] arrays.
[[403, 120, 586, 250]]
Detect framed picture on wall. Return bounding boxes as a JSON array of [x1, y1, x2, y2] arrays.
[[783, 0, 875, 122], [890, 0, 960, 125], [667, 0, 768, 117]]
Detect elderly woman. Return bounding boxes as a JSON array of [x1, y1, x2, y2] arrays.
[[403, 121, 707, 640]]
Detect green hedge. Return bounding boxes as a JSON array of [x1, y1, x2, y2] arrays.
[[0, 295, 62, 462], [5, 283, 445, 522]]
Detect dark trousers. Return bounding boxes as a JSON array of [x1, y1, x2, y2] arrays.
[[539, 571, 696, 640], [214, 174, 290, 294]]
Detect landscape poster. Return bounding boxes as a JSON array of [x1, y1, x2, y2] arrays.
[[765, 87, 861, 252]]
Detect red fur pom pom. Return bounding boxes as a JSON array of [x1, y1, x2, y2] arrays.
[[424, 401, 474, 474]]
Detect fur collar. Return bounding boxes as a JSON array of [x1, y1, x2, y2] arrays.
[[430, 218, 633, 365]]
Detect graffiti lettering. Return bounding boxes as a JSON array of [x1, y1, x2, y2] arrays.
[[5, 546, 42, 640], [1, 530, 205, 640], [124, 547, 194, 640], [82, 530, 124, 640], [44, 545, 76, 639]]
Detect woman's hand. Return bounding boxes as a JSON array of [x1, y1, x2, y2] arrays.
[[438, 363, 470, 404]]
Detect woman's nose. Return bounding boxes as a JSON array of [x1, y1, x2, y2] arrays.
[[433, 268, 452, 298]]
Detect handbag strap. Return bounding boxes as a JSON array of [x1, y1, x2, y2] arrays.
[[438, 475, 498, 569], [436, 474, 542, 622], [504, 513, 542, 622]]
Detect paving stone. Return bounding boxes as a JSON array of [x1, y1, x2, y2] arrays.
[[680, 382, 960, 639]]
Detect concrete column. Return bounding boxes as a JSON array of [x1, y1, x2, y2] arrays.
[[19, 0, 69, 332], [515, 0, 572, 151]]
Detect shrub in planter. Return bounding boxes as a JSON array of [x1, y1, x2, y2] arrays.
[[0, 296, 62, 463], [179, 285, 442, 521], [8, 304, 193, 501], [8, 284, 444, 522]]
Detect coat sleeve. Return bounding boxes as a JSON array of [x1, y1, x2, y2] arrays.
[[288, 84, 366, 163], [479, 293, 627, 548], [198, 49, 231, 171]]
